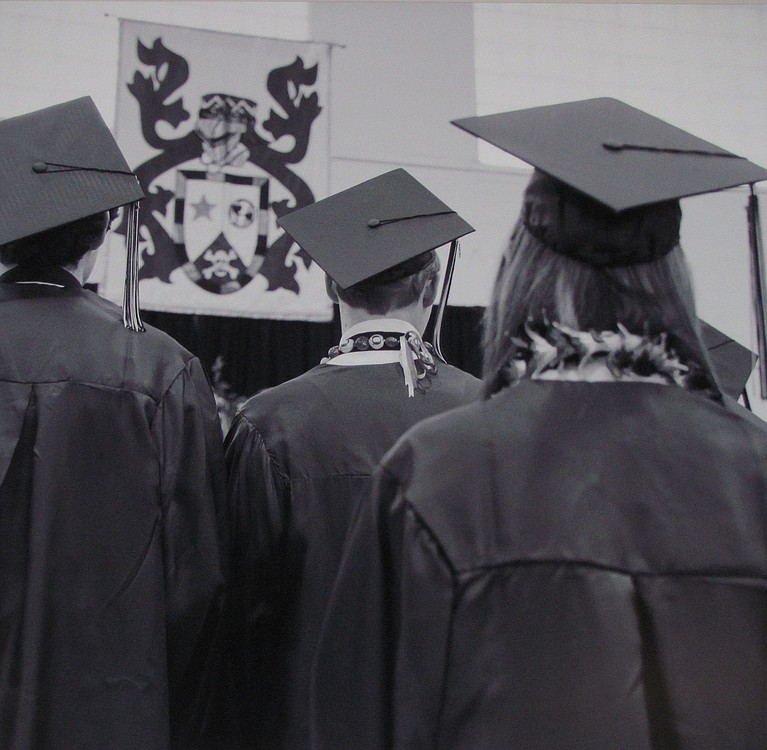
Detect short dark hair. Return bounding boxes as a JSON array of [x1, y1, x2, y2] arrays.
[[334, 250, 441, 315], [0, 211, 109, 268]]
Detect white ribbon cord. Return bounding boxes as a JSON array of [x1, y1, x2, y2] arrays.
[[123, 201, 145, 332], [398, 334, 417, 397]]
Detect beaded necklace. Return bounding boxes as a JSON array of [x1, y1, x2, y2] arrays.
[[322, 329, 438, 396]]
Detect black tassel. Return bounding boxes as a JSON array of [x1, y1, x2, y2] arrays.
[[747, 186, 766, 397], [431, 239, 459, 362], [122, 201, 145, 332]]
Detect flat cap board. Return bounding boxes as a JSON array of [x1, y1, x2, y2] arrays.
[[277, 168, 474, 288], [0, 96, 143, 245], [452, 98, 767, 212]]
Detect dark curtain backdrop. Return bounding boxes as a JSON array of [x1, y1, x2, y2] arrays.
[[142, 305, 485, 403], [137, 304, 759, 425]]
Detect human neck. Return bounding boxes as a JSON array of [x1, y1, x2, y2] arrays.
[[0, 246, 97, 284], [338, 300, 431, 336]]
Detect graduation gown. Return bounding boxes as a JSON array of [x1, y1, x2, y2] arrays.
[[0, 267, 226, 750], [313, 379, 767, 749], [223, 324, 480, 749]]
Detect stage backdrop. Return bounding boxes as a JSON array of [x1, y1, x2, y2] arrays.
[[99, 19, 333, 321]]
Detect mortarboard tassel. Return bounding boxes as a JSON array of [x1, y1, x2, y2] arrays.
[[123, 201, 145, 332], [747, 185, 767, 397], [431, 239, 459, 362]]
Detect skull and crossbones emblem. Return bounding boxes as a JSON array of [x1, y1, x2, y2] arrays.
[[202, 248, 240, 280]]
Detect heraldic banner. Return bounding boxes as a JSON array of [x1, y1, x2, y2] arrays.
[[99, 19, 333, 321]]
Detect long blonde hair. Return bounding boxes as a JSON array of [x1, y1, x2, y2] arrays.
[[482, 220, 717, 398]]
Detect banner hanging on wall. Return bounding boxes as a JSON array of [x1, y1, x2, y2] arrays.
[[100, 19, 333, 321]]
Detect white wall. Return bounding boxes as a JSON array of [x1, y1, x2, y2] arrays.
[[475, 4, 767, 168], [0, 1, 310, 123]]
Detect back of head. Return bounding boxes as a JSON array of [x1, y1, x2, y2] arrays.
[[0, 96, 144, 329], [333, 249, 440, 315], [482, 172, 715, 398], [452, 98, 767, 399], [0, 211, 109, 269]]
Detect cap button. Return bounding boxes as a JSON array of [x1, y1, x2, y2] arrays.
[[367, 219, 381, 228], [32, 161, 49, 173]]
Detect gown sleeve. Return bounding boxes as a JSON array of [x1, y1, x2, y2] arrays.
[[309, 460, 400, 750], [311, 439, 457, 750], [222, 409, 291, 745], [153, 357, 228, 747]]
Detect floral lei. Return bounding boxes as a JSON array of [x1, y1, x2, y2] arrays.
[[504, 319, 716, 394]]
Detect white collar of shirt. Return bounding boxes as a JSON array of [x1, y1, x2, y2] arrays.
[[325, 318, 420, 367]]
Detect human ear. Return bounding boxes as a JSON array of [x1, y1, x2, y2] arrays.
[[325, 273, 339, 304], [422, 271, 439, 308]]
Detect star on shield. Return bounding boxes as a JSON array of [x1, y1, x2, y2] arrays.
[[173, 169, 269, 294]]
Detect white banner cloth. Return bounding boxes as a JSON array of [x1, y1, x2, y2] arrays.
[[99, 20, 332, 321]]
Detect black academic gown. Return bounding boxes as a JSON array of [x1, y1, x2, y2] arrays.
[[313, 379, 767, 749], [0, 267, 226, 750], [223, 342, 480, 749]]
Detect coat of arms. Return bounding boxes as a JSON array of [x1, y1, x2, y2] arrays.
[[118, 35, 324, 298]]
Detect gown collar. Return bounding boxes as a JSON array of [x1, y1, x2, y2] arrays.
[[325, 319, 421, 367], [0, 265, 82, 289], [322, 318, 437, 397]]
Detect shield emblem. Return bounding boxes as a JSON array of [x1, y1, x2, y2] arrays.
[[173, 169, 269, 293]]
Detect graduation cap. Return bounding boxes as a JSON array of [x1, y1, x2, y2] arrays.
[[700, 320, 767, 428], [700, 320, 757, 402], [452, 98, 767, 212], [0, 96, 145, 331], [452, 97, 767, 395], [277, 168, 474, 357]]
